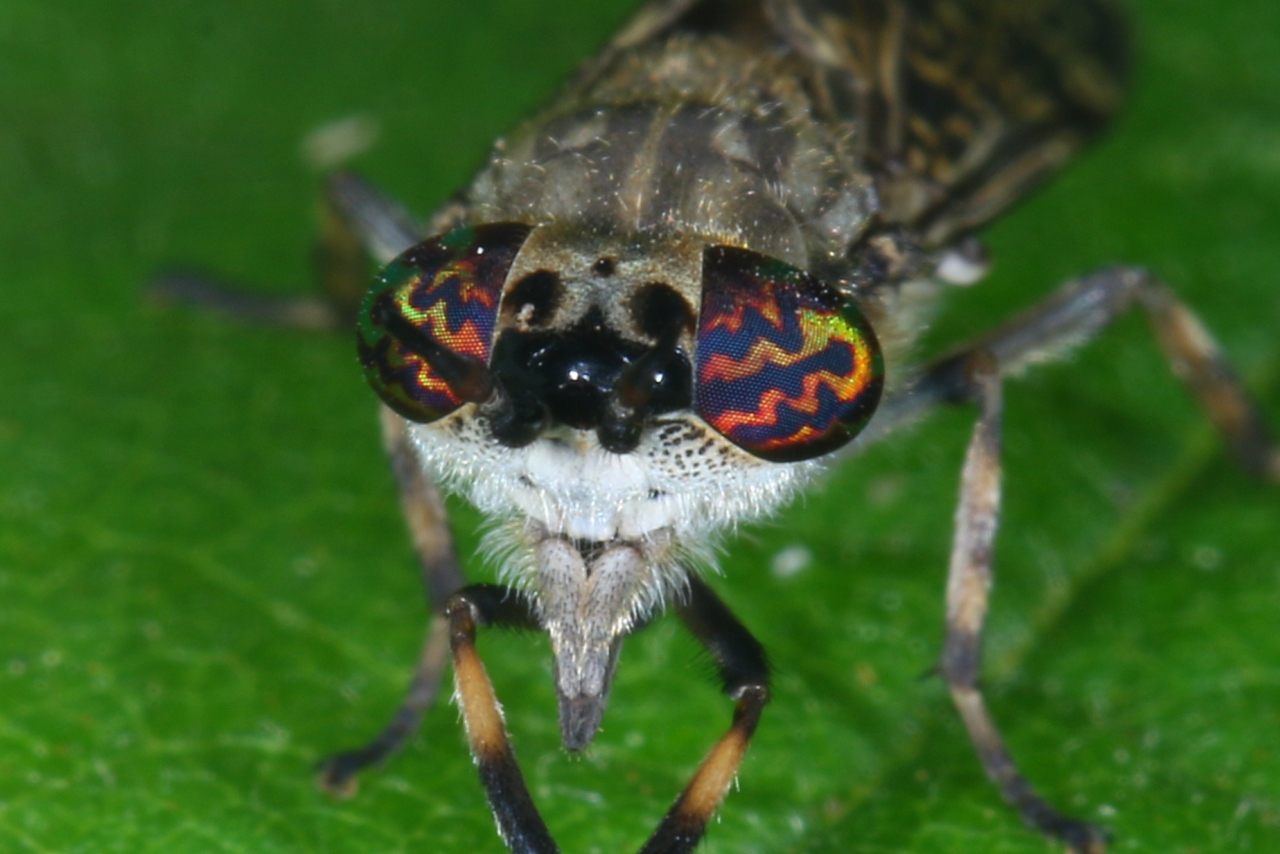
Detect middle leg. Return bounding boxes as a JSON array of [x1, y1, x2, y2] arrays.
[[859, 267, 1276, 851], [937, 352, 1107, 853], [867, 265, 1278, 481], [150, 171, 422, 331], [318, 407, 468, 794]]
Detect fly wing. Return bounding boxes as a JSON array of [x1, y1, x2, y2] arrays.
[[764, 0, 1130, 247]]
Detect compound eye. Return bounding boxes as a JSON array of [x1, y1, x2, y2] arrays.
[[693, 245, 884, 462], [357, 223, 532, 423]]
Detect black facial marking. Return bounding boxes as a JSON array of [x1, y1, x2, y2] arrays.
[[504, 270, 562, 326], [629, 282, 693, 341], [490, 307, 635, 436], [488, 304, 693, 452]]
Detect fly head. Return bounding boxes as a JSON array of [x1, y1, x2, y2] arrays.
[[356, 221, 885, 750]]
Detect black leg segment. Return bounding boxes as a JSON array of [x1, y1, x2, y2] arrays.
[[447, 576, 770, 854], [639, 577, 770, 854]]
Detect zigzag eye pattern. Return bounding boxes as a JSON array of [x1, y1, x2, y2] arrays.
[[693, 245, 884, 462], [357, 223, 532, 423]]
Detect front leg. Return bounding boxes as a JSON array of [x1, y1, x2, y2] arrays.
[[447, 576, 769, 854], [644, 576, 771, 853]]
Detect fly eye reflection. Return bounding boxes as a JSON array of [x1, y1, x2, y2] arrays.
[[693, 245, 885, 462], [357, 223, 532, 423]]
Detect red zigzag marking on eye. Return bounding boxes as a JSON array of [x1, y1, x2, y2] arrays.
[[710, 368, 857, 432], [701, 292, 786, 336]]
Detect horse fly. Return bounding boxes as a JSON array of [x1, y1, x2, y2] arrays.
[[161, 1, 1279, 851]]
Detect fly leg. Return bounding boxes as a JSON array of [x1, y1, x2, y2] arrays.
[[937, 351, 1107, 852], [317, 407, 467, 795], [867, 267, 1277, 852], [448, 575, 768, 854], [641, 576, 770, 854], [150, 171, 421, 329], [444, 584, 557, 854], [871, 266, 1278, 481]]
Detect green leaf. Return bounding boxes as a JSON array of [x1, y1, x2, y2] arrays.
[[1, 1, 1277, 852]]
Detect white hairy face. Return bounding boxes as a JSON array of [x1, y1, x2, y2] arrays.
[[409, 408, 819, 582]]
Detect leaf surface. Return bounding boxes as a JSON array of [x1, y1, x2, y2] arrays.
[[0, 1, 1277, 852]]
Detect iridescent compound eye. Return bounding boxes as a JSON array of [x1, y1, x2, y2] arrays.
[[693, 245, 884, 462], [357, 223, 532, 423]]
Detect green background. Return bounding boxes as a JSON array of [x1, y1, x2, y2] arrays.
[[1, 1, 1277, 852]]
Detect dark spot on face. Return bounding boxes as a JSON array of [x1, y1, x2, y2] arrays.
[[592, 257, 616, 278], [629, 282, 693, 341], [504, 270, 562, 326]]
